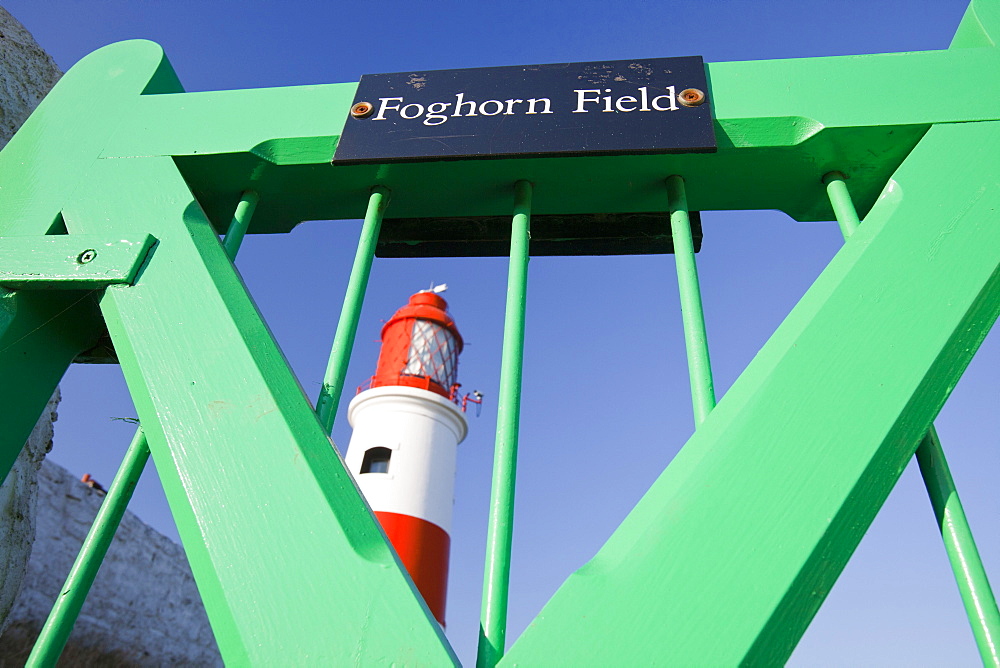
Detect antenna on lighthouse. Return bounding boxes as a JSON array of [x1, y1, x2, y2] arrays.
[[343, 289, 470, 627]]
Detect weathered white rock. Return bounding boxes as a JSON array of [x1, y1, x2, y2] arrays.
[[0, 393, 59, 635], [1, 460, 222, 666], [0, 6, 65, 633], [0, 6, 61, 151]]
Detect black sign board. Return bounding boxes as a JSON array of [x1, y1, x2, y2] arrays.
[[333, 56, 715, 164], [376, 212, 703, 258]]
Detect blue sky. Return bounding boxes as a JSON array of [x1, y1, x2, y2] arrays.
[[5, 1, 996, 665]]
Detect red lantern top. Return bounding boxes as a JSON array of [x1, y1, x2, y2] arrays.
[[371, 290, 464, 399]]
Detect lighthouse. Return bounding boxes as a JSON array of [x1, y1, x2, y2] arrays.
[[344, 287, 469, 625]]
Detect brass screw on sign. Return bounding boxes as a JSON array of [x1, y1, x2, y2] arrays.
[[678, 88, 706, 107], [350, 102, 375, 119]]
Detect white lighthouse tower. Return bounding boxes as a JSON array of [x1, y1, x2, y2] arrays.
[[344, 287, 469, 625]]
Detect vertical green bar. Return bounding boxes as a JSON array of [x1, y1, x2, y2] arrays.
[[666, 175, 716, 426], [26, 195, 259, 668], [315, 186, 389, 433], [478, 179, 532, 668], [221, 190, 259, 258], [824, 170, 1000, 666], [916, 428, 1000, 667], [823, 171, 861, 238]]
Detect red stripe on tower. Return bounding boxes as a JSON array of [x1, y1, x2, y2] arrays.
[[344, 287, 469, 626], [375, 511, 451, 623]]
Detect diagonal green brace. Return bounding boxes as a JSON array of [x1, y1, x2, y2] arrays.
[[9, 39, 459, 666], [64, 154, 457, 666], [0, 235, 156, 290], [825, 170, 1000, 666], [26, 195, 260, 668], [2, 3, 999, 663], [502, 120, 1000, 666]]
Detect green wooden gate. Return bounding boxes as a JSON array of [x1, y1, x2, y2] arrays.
[[2, 0, 999, 664]]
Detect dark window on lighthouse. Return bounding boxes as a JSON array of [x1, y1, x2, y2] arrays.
[[361, 447, 392, 474]]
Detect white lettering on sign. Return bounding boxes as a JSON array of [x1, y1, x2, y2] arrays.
[[525, 98, 552, 115], [573, 86, 677, 113], [368, 86, 683, 127]]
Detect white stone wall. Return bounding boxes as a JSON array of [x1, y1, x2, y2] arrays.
[[0, 6, 64, 635], [0, 393, 59, 635], [0, 6, 60, 150], [2, 461, 222, 666]]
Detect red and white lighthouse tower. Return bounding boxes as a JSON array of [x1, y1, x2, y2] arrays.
[[344, 287, 469, 625]]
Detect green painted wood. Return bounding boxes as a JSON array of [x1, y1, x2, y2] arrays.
[[500, 121, 1000, 665], [27, 200, 259, 668], [1, 2, 998, 663], [0, 38, 455, 666], [0, 38, 175, 485], [0, 290, 103, 481], [62, 153, 457, 666], [0, 41, 181, 239], [951, 0, 1000, 48], [0, 235, 155, 290], [84, 42, 997, 237], [827, 166, 1000, 666]]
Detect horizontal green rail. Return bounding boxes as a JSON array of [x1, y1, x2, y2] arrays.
[[0, 235, 155, 290]]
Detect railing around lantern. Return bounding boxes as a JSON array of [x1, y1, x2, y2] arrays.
[[355, 375, 484, 415]]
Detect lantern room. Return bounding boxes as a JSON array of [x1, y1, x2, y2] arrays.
[[371, 288, 464, 399]]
